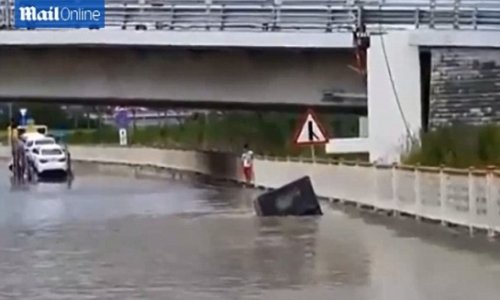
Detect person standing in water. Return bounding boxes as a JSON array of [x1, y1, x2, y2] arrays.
[[241, 143, 254, 186]]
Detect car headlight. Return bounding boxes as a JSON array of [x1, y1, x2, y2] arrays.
[[58, 158, 66, 162]]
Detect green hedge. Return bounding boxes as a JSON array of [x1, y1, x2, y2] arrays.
[[64, 112, 367, 160], [65, 112, 312, 156], [0, 110, 366, 161], [403, 124, 500, 168]]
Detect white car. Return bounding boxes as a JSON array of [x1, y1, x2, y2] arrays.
[[20, 133, 56, 159], [30, 145, 68, 175], [20, 132, 48, 144]]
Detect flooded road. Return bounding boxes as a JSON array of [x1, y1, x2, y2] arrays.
[[0, 164, 500, 299]]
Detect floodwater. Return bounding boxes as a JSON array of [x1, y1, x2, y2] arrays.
[[0, 164, 500, 299]]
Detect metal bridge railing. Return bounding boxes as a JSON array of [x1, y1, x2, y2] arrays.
[[0, 0, 7, 29], [2, 0, 500, 31]]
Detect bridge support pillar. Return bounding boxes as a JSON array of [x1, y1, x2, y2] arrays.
[[366, 31, 422, 163]]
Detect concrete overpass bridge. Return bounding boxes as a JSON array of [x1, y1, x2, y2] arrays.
[[0, 43, 367, 113], [1, 0, 500, 162]]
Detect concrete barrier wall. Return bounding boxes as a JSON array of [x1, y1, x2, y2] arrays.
[[66, 146, 243, 182], [0, 31, 354, 49], [429, 48, 500, 128], [1, 145, 498, 234]]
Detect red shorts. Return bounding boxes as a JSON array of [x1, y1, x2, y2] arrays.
[[243, 166, 253, 182]]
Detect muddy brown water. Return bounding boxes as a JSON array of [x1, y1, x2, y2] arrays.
[[0, 163, 499, 299]]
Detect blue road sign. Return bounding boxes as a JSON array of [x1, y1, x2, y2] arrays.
[[115, 109, 130, 129], [14, 0, 105, 29], [19, 108, 27, 126]]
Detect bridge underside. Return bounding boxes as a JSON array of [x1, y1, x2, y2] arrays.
[[0, 46, 366, 113], [0, 96, 367, 114]]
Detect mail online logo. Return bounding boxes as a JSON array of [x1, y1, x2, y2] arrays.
[[14, 0, 105, 29]]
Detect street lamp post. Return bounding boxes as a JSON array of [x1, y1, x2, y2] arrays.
[[8, 103, 12, 122]]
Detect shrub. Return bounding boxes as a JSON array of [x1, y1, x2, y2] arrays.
[[403, 124, 500, 168]]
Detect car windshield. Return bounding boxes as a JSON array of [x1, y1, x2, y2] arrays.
[[35, 139, 55, 146], [41, 148, 63, 156]]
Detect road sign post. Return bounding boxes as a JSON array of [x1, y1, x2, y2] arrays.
[[292, 108, 329, 161], [114, 108, 130, 129], [310, 144, 316, 162], [19, 108, 27, 126], [119, 128, 128, 146], [114, 108, 130, 146]]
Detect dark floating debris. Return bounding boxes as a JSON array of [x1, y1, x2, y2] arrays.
[[253, 176, 322, 217]]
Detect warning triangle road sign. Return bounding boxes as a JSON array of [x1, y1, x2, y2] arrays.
[[293, 109, 329, 145]]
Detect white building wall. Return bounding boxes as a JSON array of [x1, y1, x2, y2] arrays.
[[367, 31, 421, 163], [409, 30, 500, 48], [326, 31, 422, 163]]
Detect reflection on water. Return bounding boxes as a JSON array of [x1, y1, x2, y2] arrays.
[[0, 165, 499, 299]]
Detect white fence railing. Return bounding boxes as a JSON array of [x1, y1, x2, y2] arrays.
[[254, 157, 500, 234], [1, 145, 499, 235]]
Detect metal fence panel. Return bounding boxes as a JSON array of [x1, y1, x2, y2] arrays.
[[2, 0, 500, 30]]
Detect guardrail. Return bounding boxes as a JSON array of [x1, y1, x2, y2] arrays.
[[3, 144, 493, 236], [1, 0, 500, 32], [255, 155, 500, 236]]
